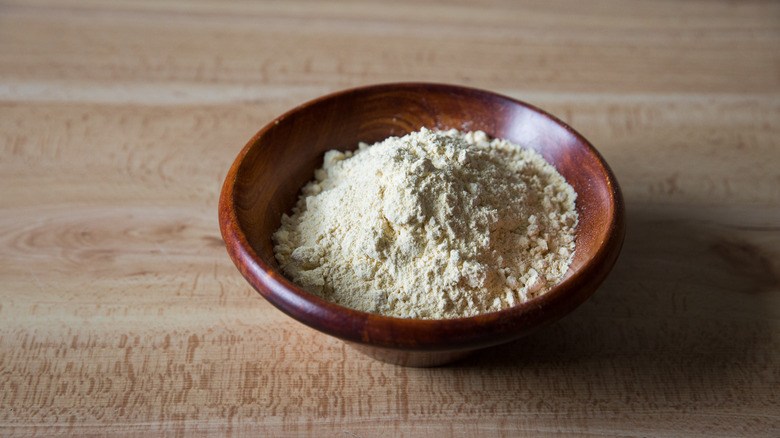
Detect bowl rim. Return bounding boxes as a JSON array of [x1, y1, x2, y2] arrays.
[[219, 82, 625, 352]]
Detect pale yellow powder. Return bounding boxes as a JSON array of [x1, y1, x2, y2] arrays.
[[272, 128, 578, 319]]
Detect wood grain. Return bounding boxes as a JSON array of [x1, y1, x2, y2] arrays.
[[1, 0, 779, 436]]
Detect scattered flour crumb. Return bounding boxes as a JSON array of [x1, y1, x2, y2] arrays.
[[272, 128, 578, 319]]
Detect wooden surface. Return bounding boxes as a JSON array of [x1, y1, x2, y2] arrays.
[[1, 0, 778, 436]]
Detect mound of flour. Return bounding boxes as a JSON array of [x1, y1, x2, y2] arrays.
[[272, 128, 577, 319]]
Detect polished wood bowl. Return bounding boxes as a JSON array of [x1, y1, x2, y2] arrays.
[[219, 83, 625, 366]]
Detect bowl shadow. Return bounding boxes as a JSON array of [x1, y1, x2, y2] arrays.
[[456, 202, 778, 389]]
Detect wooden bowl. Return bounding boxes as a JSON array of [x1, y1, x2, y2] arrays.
[[219, 83, 625, 366]]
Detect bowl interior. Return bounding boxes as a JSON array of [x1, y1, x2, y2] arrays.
[[222, 83, 624, 351]]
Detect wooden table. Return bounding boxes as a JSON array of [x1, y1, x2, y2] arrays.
[[1, 1, 778, 436]]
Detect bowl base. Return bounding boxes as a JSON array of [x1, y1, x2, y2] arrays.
[[348, 343, 478, 367]]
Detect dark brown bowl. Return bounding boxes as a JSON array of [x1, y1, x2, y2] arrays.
[[219, 83, 625, 366]]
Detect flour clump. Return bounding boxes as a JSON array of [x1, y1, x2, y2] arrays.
[[272, 128, 578, 319]]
